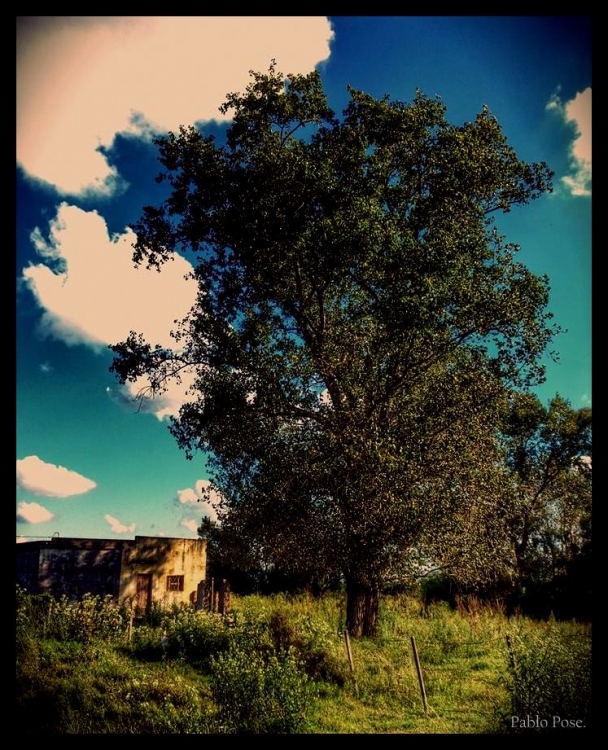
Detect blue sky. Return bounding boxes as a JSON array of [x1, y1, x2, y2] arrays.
[[16, 16, 591, 542]]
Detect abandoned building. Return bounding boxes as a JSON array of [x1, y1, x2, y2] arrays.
[[15, 535, 209, 613]]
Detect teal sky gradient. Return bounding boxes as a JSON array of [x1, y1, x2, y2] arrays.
[[16, 16, 591, 542]]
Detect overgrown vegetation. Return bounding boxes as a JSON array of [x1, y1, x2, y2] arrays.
[[497, 624, 592, 733], [110, 63, 561, 638], [15, 586, 591, 734]]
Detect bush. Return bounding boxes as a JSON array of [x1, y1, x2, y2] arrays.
[[16, 587, 129, 643], [161, 610, 232, 668], [128, 624, 166, 661], [497, 625, 592, 733], [267, 609, 348, 685], [209, 644, 315, 733], [228, 595, 349, 685]]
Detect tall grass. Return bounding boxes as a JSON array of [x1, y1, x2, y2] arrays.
[[496, 621, 592, 733], [16, 585, 591, 734]]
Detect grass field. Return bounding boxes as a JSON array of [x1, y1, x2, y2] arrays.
[[15, 587, 592, 734]]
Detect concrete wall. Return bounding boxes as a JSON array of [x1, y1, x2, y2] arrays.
[[16, 536, 207, 611], [16, 538, 124, 599], [118, 536, 207, 611]]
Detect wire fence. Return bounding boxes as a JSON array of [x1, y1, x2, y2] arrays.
[[338, 625, 591, 715]]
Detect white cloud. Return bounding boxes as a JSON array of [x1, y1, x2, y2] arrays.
[[104, 514, 136, 534], [22, 202, 201, 420], [180, 518, 200, 534], [547, 87, 591, 197], [22, 203, 199, 351], [17, 16, 334, 196], [17, 501, 54, 524], [176, 479, 220, 523], [177, 488, 199, 505], [17, 455, 97, 498], [120, 370, 199, 421]]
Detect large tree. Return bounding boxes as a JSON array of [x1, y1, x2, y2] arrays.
[[110, 64, 556, 636]]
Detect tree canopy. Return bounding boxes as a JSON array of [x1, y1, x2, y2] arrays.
[[497, 393, 592, 617], [110, 63, 557, 636]]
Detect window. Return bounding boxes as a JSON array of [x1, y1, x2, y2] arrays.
[[166, 575, 184, 592]]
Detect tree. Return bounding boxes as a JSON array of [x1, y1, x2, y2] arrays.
[[110, 63, 556, 636], [497, 393, 592, 616]]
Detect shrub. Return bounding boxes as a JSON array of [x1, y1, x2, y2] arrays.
[[209, 644, 315, 733], [16, 587, 129, 643], [161, 610, 232, 668], [128, 624, 166, 661], [496, 625, 592, 733], [267, 609, 348, 685]]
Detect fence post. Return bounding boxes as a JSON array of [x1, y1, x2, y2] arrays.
[[411, 635, 429, 714], [218, 578, 231, 616], [344, 629, 359, 697], [196, 580, 205, 611], [127, 604, 134, 643], [505, 634, 517, 671]]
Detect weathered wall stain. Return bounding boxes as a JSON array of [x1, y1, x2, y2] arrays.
[[16, 535, 207, 613]]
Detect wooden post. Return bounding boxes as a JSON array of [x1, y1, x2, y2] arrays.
[[218, 579, 231, 616], [411, 636, 429, 714], [196, 580, 205, 611], [217, 578, 230, 615], [344, 629, 359, 697], [127, 605, 134, 643], [506, 634, 517, 671]]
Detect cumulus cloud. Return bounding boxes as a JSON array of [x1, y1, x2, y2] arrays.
[[176, 479, 220, 524], [22, 203, 198, 350], [17, 455, 97, 498], [17, 501, 54, 524], [117, 370, 199, 421], [17, 16, 334, 196], [176, 488, 200, 505], [21, 202, 200, 420], [546, 86, 591, 197], [104, 514, 136, 534], [180, 518, 200, 534]]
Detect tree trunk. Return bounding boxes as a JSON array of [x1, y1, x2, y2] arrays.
[[345, 576, 380, 638]]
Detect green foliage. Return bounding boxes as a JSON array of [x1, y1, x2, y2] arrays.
[[160, 610, 232, 668], [497, 393, 592, 616], [267, 609, 348, 684], [128, 624, 166, 661], [110, 63, 557, 636], [230, 593, 350, 685], [16, 589, 591, 734], [17, 637, 213, 734], [209, 644, 315, 733], [16, 585, 129, 643], [494, 625, 592, 733]]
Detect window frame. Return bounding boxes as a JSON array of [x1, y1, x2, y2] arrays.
[[166, 574, 184, 592]]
